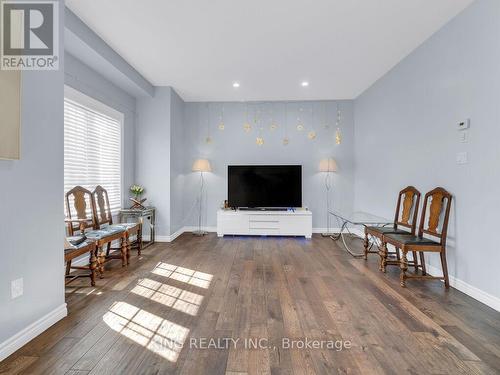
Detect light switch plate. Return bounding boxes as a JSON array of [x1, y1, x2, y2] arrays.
[[458, 119, 470, 130], [456, 152, 468, 164], [11, 278, 23, 299]]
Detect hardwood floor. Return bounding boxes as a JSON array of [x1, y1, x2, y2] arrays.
[[1, 234, 499, 374]]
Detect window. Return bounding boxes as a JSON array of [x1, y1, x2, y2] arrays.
[[64, 88, 123, 215]]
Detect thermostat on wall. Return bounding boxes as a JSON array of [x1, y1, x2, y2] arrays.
[[457, 119, 470, 130]]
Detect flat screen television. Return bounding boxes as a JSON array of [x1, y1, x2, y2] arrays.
[[228, 165, 302, 208]]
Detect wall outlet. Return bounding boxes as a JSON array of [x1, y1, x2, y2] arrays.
[[11, 278, 23, 299], [457, 118, 470, 130], [456, 152, 468, 164]]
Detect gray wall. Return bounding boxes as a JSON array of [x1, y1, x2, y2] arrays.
[[64, 52, 137, 207], [0, 0, 65, 348], [136, 87, 188, 237], [170, 90, 186, 234], [136, 87, 173, 237], [181, 101, 355, 229], [354, 0, 500, 300]]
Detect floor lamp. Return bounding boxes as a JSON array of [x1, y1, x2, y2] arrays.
[[319, 158, 338, 236], [192, 159, 212, 236]]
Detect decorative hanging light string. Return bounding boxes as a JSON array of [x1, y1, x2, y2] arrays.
[[335, 102, 342, 145], [218, 104, 225, 130]]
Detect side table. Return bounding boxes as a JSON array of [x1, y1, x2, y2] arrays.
[[119, 207, 156, 249]]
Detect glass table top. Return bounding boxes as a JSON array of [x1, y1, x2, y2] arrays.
[[328, 211, 391, 226], [119, 206, 155, 213]]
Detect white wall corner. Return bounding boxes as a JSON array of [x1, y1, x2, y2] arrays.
[[0, 303, 68, 361]]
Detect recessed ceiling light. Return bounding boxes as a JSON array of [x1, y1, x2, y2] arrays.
[[301, 81, 309, 87], [233, 82, 240, 88]]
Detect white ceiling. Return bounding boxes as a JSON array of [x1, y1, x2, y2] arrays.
[[66, 0, 474, 102]]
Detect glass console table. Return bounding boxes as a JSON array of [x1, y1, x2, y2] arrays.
[[328, 211, 392, 258], [119, 207, 156, 249]]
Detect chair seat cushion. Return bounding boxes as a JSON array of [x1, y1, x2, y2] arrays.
[[67, 235, 87, 247], [366, 226, 410, 235], [65, 238, 93, 251], [85, 227, 125, 239], [111, 222, 140, 231], [384, 233, 439, 245]]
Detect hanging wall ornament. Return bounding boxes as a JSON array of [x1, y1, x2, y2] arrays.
[[335, 128, 342, 145], [296, 107, 304, 131], [269, 105, 278, 130], [335, 102, 342, 145], [218, 104, 225, 130], [323, 102, 329, 129], [283, 103, 290, 145], [255, 107, 264, 146], [243, 103, 252, 132], [205, 104, 213, 144], [308, 104, 316, 140]]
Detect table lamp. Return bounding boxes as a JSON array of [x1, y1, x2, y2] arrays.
[[319, 158, 338, 236], [192, 159, 212, 236]]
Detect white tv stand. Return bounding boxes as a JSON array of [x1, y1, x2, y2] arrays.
[[217, 208, 312, 238]]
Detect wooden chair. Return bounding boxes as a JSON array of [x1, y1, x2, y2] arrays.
[[65, 186, 128, 277], [364, 186, 421, 272], [382, 187, 452, 287], [64, 236, 98, 286], [92, 185, 142, 261]]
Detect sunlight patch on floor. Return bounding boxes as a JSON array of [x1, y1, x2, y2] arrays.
[[151, 262, 213, 289], [131, 278, 203, 316], [103, 301, 189, 362]]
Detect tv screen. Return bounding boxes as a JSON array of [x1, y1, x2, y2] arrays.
[[228, 165, 302, 208]]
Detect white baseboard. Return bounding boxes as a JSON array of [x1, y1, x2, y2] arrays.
[[159, 227, 363, 243], [0, 303, 67, 361], [156, 226, 217, 242], [425, 263, 500, 312]]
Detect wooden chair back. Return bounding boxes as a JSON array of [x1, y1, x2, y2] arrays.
[[92, 185, 114, 228], [393, 186, 421, 233], [65, 186, 96, 236], [418, 187, 452, 245]]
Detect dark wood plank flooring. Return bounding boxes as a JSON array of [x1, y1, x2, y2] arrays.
[[1, 234, 499, 374]]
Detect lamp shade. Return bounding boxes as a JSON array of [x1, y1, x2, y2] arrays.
[[192, 159, 212, 172], [319, 158, 338, 172]]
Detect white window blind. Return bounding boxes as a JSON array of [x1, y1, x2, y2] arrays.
[[64, 97, 122, 216]]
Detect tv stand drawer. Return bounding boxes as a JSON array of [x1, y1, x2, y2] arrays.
[[249, 228, 280, 235], [217, 209, 312, 238], [249, 218, 280, 229]]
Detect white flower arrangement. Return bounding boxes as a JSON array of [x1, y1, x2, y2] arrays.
[[130, 184, 145, 197]]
